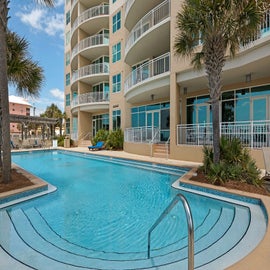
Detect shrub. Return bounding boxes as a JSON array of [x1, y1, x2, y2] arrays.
[[106, 129, 124, 150], [201, 136, 261, 186], [92, 129, 109, 146]]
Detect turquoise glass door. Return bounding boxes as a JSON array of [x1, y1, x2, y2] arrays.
[[146, 111, 160, 141]]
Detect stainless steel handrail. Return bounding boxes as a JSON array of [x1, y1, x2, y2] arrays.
[[147, 193, 194, 270]]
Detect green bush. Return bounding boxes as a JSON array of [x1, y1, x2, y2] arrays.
[[201, 137, 261, 186], [106, 129, 124, 150], [91, 129, 124, 150], [57, 135, 65, 147], [92, 129, 109, 146]]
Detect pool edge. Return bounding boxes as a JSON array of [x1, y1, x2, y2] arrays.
[[0, 164, 57, 209], [179, 168, 270, 270]]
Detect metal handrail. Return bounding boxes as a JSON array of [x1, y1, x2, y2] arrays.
[[149, 128, 160, 157], [147, 193, 194, 270], [165, 136, 170, 159]]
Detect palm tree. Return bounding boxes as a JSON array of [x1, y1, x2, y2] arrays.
[[7, 31, 44, 97], [41, 103, 63, 136], [174, 0, 269, 164], [0, 0, 53, 183], [0, 31, 45, 168]]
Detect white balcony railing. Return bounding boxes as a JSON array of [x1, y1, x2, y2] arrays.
[[72, 63, 109, 84], [71, 4, 109, 36], [71, 92, 109, 109], [71, 33, 109, 59], [177, 120, 270, 148], [125, 127, 160, 143], [124, 52, 170, 94], [125, 0, 170, 55]]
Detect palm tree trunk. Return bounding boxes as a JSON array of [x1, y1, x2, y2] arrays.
[[0, 0, 11, 183], [204, 34, 225, 164]]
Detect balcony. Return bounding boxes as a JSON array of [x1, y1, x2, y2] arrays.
[[177, 120, 270, 148], [124, 53, 170, 103], [71, 34, 109, 67], [71, 63, 109, 86], [125, 0, 165, 30], [71, 4, 109, 41], [125, 0, 170, 65], [71, 92, 109, 113]]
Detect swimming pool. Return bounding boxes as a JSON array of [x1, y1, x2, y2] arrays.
[[0, 150, 267, 269]]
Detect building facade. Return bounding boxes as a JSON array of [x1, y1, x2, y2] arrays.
[[64, 0, 270, 168], [9, 95, 31, 134]]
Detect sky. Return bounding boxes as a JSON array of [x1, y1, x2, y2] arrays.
[[8, 0, 65, 116]]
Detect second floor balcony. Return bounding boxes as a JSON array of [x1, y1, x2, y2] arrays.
[[124, 53, 170, 103], [71, 92, 109, 113], [71, 63, 109, 86]]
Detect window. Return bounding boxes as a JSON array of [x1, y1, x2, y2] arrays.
[[112, 42, 121, 63], [112, 110, 121, 130], [65, 52, 70, 66], [92, 114, 109, 137], [66, 94, 70, 106], [112, 73, 121, 93], [66, 11, 70, 25], [66, 118, 70, 134], [112, 11, 121, 33], [113, 0, 117, 3], [65, 73, 70, 86]]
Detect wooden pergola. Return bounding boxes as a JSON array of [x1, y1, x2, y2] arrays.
[[10, 114, 60, 140]]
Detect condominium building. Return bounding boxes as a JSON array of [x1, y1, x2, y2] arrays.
[[64, 0, 270, 167]]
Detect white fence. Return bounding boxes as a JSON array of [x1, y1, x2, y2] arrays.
[[125, 127, 159, 143], [177, 120, 270, 148]]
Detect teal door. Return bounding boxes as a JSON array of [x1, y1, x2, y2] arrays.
[[146, 111, 160, 141]]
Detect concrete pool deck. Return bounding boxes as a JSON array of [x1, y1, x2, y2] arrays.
[[2, 147, 270, 270]]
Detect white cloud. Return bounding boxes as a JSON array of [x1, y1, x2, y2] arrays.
[[55, 0, 65, 7], [19, 9, 45, 31], [44, 13, 65, 36], [16, 8, 64, 38], [50, 88, 64, 100]]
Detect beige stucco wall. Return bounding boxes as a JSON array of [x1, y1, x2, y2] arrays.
[[124, 142, 152, 156]]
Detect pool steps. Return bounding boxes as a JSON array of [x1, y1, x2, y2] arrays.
[[0, 203, 258, 270]]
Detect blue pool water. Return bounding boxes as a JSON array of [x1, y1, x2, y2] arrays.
[[0, 150, 266, 269]]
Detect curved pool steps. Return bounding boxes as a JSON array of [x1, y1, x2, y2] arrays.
[[0, 203, 257, 270]]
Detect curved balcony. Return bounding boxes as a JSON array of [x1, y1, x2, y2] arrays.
[[124, 53, 170, 103], [71, 4, 109, 43], [71, 34, 109, 68], [71, 92, 109, 113], [125, 0, 165, 30], [125, 0, 170, 65], [71, 63, 109, 87]]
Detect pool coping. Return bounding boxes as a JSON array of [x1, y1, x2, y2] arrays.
[[2, 148, 270, 269], [179, 168, 270, 270], [0, 164, 57, 209]]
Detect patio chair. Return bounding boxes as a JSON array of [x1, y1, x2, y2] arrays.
[[88, 141, 104, 151], [262, 147, 270, 179]]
